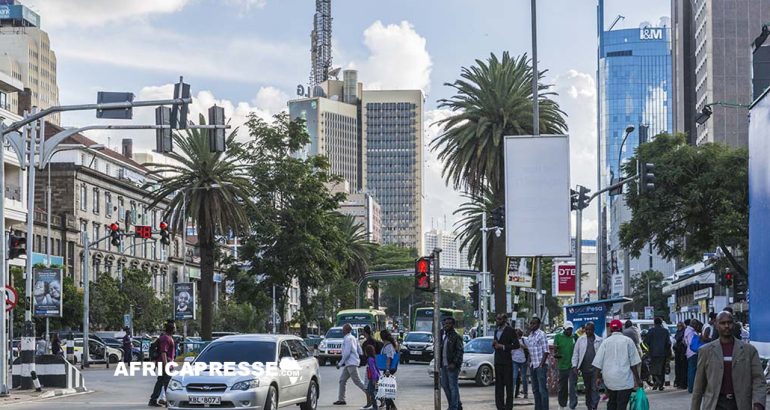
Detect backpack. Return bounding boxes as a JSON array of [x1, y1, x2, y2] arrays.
[[149, 338, 161, 361]]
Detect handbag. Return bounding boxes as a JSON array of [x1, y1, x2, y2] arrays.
[[628, 387, 649, 410], [689, 335, 703, 352], [376, 352, 400, 372], [376, 375, 397, 400]]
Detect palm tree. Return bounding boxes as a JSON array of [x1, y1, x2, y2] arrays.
[[431, 52, 567, 313], [144, 115, 255, 340], [336, 214, 374, 281], [453, 187, 495, 270]]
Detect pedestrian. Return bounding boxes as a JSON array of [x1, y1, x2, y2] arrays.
[[439, 316, 464, 410], [361, 325, 383, 355], [122, 326, 133, 364], [571, 322, 602, 410], [491, 313, 518, 410], [148, 320, 176, 407], [528, 316, 549, 410], [674, 321, 688, 389], [592, 319, 642, 410], [702, 312, 717, 342], [685, 319, 702, 393], [623, 320, 643, 368], [364, 344, 380, 410], [644, 316, 671, 391], [471, 327, 477, 339], [691, 311, 767, 410], [51, 334, 62, 358], [333, 323, 367, 406], [554, 321, 577, 410], [380, 329, 400, 410], [512, 328, 529, 400]]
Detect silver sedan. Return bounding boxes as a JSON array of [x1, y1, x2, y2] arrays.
[[428, 336, 495, 387]]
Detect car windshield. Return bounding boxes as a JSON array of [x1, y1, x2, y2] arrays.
[[325, 328, 356, 339], [195, 341, 276, 364], [464, 338, 493, 354], [405, 333, 432, 342]]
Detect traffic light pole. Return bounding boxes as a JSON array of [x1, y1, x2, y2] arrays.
[[81, 232, 114, 369], [0, 113, 7, 397], [480, 211, 488, 337], [431, 248, 442, 410]]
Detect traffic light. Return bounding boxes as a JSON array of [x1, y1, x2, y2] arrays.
[[491, 206, 505, 227], [571, 186, 591, 211], [415, 257, 431, 291], [8, 233, 26, 259], [208, 105, 226, 153], [570, 189, 579, 211], [638, 162, 656, 195], [159, 222, 170, 245], [155, 106, 173, 153], [110, 223, 121, 247], [722, 269, 734, 287], [469, 282, 480, 311]]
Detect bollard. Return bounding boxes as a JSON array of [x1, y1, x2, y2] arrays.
[[66, 337, 74, 364], [30, 370, 42, 392]]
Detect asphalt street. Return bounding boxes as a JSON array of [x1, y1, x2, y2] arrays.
[[4, 362, 700, 409]]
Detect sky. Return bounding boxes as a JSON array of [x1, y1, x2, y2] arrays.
[[22, 0, 670, 241]]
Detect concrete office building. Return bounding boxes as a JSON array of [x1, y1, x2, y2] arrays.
[[363, 90, 423, 253], [339, 191, 381, 244], [0, 72, 27, 271], [672, 0, 770, 147], [424, 229, 471, 295], [0, 1, 60, 125], [598, 16, 677, 298]]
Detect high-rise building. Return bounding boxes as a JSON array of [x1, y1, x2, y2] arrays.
[[598, 19, 677, 297], [0, 1, 60, 125], [672, 0, 770, 147], [424, 229, 471, 295], [363, 90, 423, 253]]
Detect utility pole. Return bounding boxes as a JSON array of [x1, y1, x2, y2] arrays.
[[575, 205, 582, 304], [480, 211, 488, 337], [431, 248, 442, 410], [21, 113, 39, 390], [0, 117, 7, 397], [531, 0, 542, 317]]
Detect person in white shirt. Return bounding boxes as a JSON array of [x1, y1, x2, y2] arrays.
[[572, 322, 602, 410], [334, 324, 367, 406], [592, 320, 642, 410]]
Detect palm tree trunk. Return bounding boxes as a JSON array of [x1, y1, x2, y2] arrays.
[[198, 216, 215, 341]]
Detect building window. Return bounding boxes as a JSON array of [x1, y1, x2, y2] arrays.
[[105, 192, 112, 217], [93, 188, 100, 214], [105, 163, 110, 177], [93, 224, 100, 249], [118, 197, 125, 221], [80, 184, 87, 211], [80, 220, 88, 244]]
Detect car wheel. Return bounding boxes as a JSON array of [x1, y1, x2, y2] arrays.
[[299, 379, 318, 410], [264, 385, 278, 410], [109, 354, 119, 364], [475, 364, 493, 387]]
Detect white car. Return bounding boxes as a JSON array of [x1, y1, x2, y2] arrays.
[[316, 327, 358, 366], [72, 338, 123, 364], [428, 336, 495, 387], [166, 334, 320, 410]]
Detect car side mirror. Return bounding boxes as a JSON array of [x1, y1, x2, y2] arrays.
[[184, 356, 195, 363]]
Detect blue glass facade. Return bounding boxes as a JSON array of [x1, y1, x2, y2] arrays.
[[600, 27, 672, 182]]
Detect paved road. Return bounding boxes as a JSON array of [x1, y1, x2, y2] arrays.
[[4, 362, 700, 409]]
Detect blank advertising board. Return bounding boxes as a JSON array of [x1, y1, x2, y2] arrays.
[[504, 135, 571, 257]]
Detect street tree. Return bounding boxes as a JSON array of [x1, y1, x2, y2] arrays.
[[620, 133, 748, 273], [432, 52, 567, 313], [144, 114, 255, 340], [627, 270, 667, 316]]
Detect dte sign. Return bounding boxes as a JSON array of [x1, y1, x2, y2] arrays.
[[554, 263, 576, 296], [640, 28, 663, 40]]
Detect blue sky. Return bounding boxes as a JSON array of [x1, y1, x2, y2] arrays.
[[24, 0, 669, 238]]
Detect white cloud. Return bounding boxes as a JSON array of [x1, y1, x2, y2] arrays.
[[553, 69, 599, 239], [24, 0, 190, 28], [224, 0, 267, 12], [354, 21, 432, 94]]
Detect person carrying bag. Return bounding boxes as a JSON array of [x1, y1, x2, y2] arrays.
[[377, 330, 400, 410]]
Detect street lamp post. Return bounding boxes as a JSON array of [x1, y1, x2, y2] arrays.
[[479, 211, 503, 336]]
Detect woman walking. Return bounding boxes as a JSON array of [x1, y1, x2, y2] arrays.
[[380, 329, 399, 410]]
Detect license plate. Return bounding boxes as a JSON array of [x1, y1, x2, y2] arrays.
[[410, 350, 421, 355], [189, 396, 221, 405], [330, 350, 341, 354]]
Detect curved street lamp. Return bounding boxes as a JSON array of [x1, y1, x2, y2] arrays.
[[695, 101, 750, 125]]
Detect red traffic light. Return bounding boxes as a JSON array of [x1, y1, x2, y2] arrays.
[[159, 222, 168, 230], [725, 272, 732, 280], [416, 258, 430, 274], [110, 223, 119, 232], [415, 257, 432, 291]]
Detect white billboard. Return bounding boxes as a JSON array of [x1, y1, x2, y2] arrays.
[[504, 135, 571, 256]]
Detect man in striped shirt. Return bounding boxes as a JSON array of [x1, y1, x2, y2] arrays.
[[528, 317, 549, 410]]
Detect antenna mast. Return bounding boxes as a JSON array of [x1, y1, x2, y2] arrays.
[[310, 0, 332, 88]]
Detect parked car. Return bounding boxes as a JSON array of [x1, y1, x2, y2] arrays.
[[399, 331, 434, 363], [166, 334, 320, 410], [72, 338, 123, 364], [428, 336, 495, 387], [316, 327, 357, 366], [211, 332, 240, 340]]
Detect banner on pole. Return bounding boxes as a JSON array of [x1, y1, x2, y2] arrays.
[[174, 282, 196, 320], [33, 268, 62, 317], [553, 262, 576, 297], [507, 257, 533, 288]]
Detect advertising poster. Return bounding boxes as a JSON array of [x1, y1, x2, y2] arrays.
[[506, 257, 533, 288], [174, 282, 196, 321], [566, 303, 608, 337], [553, 263, 576, 297], [33, 268, 63, 317]]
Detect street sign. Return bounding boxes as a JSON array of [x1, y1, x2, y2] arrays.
[[4, 285, 17, 311], [141, 339, 150, 353], [134, 225, 152, 239], [644, 306, 654, 319], [123, 314, 132, 329]]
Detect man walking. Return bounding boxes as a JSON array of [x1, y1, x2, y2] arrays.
[[122, 326, 133, 364], [674, 321, 688, 389], [593, 320, 642, 410], [334, 324, 367, 406], [572, 322, 602, 410], [644, 317, 671, 391], [148, 321, 176, 407], [439, 317, 464, 410], [492, 313, 519, 410], [512, 328, 529, 399], [691, 311, 767, 410], [554, 322, 577, 410], [528, 317, 549, 410], [685, 319, 702, 393]]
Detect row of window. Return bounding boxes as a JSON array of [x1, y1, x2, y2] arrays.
[[79, 184, 159, 225]]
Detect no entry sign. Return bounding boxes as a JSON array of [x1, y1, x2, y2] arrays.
[[4, 285, 18, 311]]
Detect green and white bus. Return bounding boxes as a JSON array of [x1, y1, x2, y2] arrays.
[[335, 308, 388, 339], [413, 308, 465, 334]]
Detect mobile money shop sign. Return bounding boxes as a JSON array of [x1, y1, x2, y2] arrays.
[[33, 268, 63, 317], [565, 303, 607, 337], [506, 257, 533, 288], [174, 282, 196, 321], [553, 263, 576, 296]]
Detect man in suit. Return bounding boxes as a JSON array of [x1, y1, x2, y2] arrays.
[[691, 311, 766, 410], [644, 317, 672, 391], [492, 313, 519, 410]]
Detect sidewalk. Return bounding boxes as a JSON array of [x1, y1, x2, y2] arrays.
[[0, 387, 89, 406]]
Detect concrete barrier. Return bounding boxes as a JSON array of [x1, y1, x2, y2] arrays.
[[12, 355, 86, 391]]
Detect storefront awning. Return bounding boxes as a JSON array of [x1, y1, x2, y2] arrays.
[[662, 269, 715, 295]]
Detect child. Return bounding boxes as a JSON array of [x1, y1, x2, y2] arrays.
[[365, 344, 380, 410]]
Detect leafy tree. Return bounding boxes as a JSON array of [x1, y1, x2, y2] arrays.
[[213, 300, 265, 333], [620, 133, 748, 273], [90, 273, 124, 330], [627, 270, 667, 316], [144, 115, 255, 340], [432, 52, 567, 312], [368, 245, 416, 309], [119, 268, 167, 333], [337, 215, 374, 281]]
